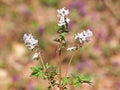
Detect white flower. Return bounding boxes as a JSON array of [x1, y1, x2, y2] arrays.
[[57, 7, 70, 26], [32, 52, 40, 60], [84, 29, 93, 39], [23, 33, 38, 50], [67, 46, 77, 51], [75, 29, 93, 44], [58, 16, 66, 26], [57, 7, 69, 17], [66, 17, 70, 23]]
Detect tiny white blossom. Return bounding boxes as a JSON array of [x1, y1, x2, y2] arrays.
[[75, 29, 93, 44], [57, 7, 69, 17], [32, 52, 40, 60], [67, 46, 77, 51], [66, 17, 70, 23], [57, 7, 70, 26], [23, 33, 38, 50], [84, 29, 93, 38], [58, 16, 66, 26]]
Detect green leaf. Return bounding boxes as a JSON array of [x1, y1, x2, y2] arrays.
[[38, 71, 44, 78], [80, 75, 91, 82], [31, 71, 38, 76], [45, 63, 52, 69], [71, 74, 91, 87], [72, 76, 80, 87], [30, 66, 44, 78], [62, 77, 69, 85], [58, 26, 63, 30], [60, 32, 67, 37]]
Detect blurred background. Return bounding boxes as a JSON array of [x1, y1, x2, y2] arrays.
[[0, 0, 120, 90]]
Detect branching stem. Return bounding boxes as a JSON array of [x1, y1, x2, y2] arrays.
[[39, 53, 54, 90]]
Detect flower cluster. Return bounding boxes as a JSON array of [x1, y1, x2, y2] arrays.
[[67, 29, 93, 51], [75, 29, 93, 44], [23, 33, 39, 60], [57, 7, 70, 26], [23, 33, 38, 50]]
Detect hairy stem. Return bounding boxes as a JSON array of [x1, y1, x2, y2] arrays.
[[65, 54, 74, 77], [39, 54, 46, 72], [33, 48, 46, 71], [59, 55, 62, 90]]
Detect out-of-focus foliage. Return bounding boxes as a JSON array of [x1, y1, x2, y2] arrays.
[[38, 0, 59, 7]]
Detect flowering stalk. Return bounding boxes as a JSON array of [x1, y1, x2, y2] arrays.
[[23, 7, 93, 90], [23, 33, 56, 89], [23, 33, 46, 71], [56, 7, 71, 90], [65, 29, 93, 78]]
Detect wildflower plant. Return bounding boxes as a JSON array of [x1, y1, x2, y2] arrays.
[[23, 7, 93, 90]]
